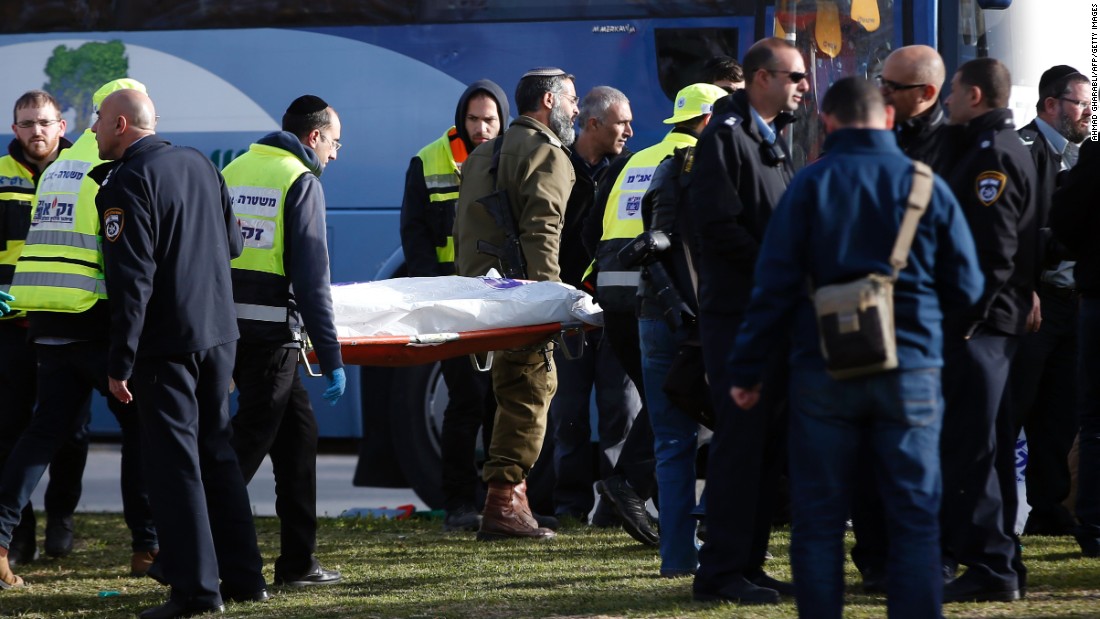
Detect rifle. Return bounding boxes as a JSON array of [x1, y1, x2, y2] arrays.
[[474, 136, 528, 279]]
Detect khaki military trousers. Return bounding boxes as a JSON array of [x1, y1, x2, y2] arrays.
[[483, 347, 558, 483]]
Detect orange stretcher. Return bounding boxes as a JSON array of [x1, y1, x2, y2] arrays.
[[304, 321, 589, 369]]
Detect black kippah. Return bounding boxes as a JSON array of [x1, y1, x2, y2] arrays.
[[522, 67, 566, 79], [286, 94, 329, 115], [1038, 65, 1083, 95]]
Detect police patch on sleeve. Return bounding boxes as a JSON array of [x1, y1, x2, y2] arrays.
[[103, 208, 124, 242], [975, 171, 1007, 206]]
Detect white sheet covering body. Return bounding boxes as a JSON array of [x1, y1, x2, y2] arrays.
[[331, 276, 603, 338]]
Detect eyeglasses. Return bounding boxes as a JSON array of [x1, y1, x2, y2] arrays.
[[875, 76, 925, 93], [768, 70, 808, 83], [1059, 97, 1090, 111], [553, 91, 579, 105], [15, 119, 61, 129], [320, 133, 342, 151]]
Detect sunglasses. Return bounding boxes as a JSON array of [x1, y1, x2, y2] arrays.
[[768, 70, 808, 83], [875, 76, 925, 93]]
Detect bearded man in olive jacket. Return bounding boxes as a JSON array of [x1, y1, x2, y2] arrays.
[[452, 67, 578, 540]]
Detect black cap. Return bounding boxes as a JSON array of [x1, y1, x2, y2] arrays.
[[522, 67, 566, 79], [1039, 65, 1084, 96], [286, 94, 329, 115]]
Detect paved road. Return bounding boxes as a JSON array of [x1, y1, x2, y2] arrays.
[[30, 443, 429, 518]]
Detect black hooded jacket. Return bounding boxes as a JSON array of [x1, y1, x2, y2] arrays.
[[400, 80, 510, 276]]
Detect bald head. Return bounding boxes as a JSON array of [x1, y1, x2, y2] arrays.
[[880, 45, 945, 122], [92, 89, 157, 160]]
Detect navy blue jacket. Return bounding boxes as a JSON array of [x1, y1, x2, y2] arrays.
[[944, 109, 1039, 336], [92, 136, 242, 379], [728, 129, 984, 387], [1050, 138, 1100, 296], [687, 89, 795, 317]]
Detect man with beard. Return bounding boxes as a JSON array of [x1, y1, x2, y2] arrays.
[[1006, 65, 1091, 537], [0, 90, 90, 570], [401, 80, 509, 532], [452, 67, 578, 540]]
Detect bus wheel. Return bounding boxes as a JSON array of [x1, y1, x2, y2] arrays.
[[388, 362, 447, 509]]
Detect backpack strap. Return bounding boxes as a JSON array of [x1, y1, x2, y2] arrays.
[[889, 161, 933, 279]]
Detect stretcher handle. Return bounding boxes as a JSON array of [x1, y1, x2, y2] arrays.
[[555, 322, 587, 361], [469, 351, 494, 373], [297, 330, 323, 378]]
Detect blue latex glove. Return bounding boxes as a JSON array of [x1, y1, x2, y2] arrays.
[[322, 367, 346, 406], [0, 290, 14, 317]]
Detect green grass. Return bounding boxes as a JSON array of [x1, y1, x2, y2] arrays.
[[1, 514, 1098, 618]]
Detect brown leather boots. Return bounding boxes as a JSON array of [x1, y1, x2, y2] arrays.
[[0, 547, 24, 589], [477, 480, 556, 541]]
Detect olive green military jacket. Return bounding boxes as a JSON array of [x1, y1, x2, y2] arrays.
[[453, 115, 575, 282]]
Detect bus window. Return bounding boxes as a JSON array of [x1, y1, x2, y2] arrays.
[[773, 0, 902, 166], [654, 27, 741, 100]]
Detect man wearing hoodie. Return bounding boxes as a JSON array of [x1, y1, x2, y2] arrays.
[[400, 80, 508, 532], [221, 95, 346, 587]]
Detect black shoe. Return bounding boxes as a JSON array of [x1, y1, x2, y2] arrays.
[[138, 599, 224, 619], [942, 571, 1020, 603], [1076, 531, 1100, 558], [146, 559, 169, 586], [749, 571, 795, 596], [443, 506, 482, 532], [44, 516, 74, 558], [219, 585, 270, 604], [696, 521, 707, 543], [694, 577, 780, 605], [534, 512, 559, 531], [590, 497, 621, 528], [274, 565, 342, 587], [6, 539, 37, 568], [595, 476, 659, 547]]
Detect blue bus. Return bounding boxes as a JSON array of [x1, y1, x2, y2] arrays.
[[1, 0, 1089, 506]]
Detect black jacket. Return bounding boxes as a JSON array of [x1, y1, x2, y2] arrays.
[[639, 144, 700, 323], [1050, 138, 1100, 296], [687, 89, 795, 316], [895, 101, 957, 176], [91, 136, 242, 379], [560, 147, 623, 288], [400, 79, 510, 277], [1019, 119, 1072, 267], [945, 109, 1039, 336]]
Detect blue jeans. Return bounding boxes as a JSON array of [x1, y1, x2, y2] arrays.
[[789, 368, 943, 619], [1076, 299, 1100, 542], [638, 318, 698, 575]]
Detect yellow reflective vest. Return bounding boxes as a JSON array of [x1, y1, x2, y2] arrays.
[[588, 131, 698, 310], [9, 131, 108, 313], [222, 143, 310, 326], [0, 148, 39, 319], [416, 127, 466, 264]]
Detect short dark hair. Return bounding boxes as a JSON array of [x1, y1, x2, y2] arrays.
[[1038, 72, 1090, 114], [282, 94, 332, 140], [821, 77, 885, 125], [515, 70, 576, 115], [13, 90, 61, 122], [699, 56, 745, 86], [956, 58, 1012, 109], [742, 38, 797, 86]]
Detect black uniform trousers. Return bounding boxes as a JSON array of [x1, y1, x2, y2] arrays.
[[1006, 285, 1079, 529], [230, 342, 318, 578], [0, 323, 89, 547], [601, 310, 656, 499], [694, 311, 788, 593], [940, 328, 1021, 588], [439, 354, 495, 512], [132, 341, 264, 606]]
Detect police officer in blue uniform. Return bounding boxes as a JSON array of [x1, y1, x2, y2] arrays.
[[91, 88, 266, 619], [940, 57, 1038, 603]]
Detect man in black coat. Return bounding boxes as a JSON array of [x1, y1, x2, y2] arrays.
[[939, 57, 1038, 603], [690, 37, 807, 605], [1049, 137, 1100, 559], [92, 89, 266, 619]]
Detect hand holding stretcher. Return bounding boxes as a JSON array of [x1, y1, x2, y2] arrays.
[[304, 275, 602, 368]]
